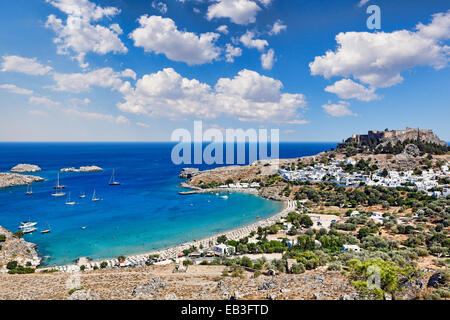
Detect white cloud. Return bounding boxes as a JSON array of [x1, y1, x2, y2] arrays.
[[225, 44, 242, 62], [310, 11, 450, 92], [118, 68, 308, 123], [152, 1, 168, 14], [45, 0, 127, 68], [258, 0, 272, 7], [358, 0, 370, 7], [130, 15, 221, 65], [269, 20, 287, 35], [65, 107, 130, 124], [52, 67, 136, 93], [325, 79, 379, 101], [29, 96, 61, 108], [207, 0, 261, 25], [1, 55, 52, 75], [136, 122, 150, 128], [261, 49, 275, 70], [322, 101, 357, 117], [0, 84, 33, 95], [240, 31, 268, 51], [216, 25, 229, 34], [416, 10, 450, 41]]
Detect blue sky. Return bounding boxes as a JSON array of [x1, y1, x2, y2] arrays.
[[0, 0, 449, 142]]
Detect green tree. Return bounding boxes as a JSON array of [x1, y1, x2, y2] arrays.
[[217, 235, 228, 244]]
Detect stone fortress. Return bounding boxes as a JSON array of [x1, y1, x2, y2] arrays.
[[346, 127, 447, 147]]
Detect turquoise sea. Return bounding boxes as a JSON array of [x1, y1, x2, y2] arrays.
[[0, 142, 336, 266]]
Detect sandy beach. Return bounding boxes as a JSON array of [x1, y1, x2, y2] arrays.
[[49, 199, 296, 272]]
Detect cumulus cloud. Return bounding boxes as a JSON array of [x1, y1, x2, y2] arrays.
[[310, 10, 450, 97], [269, 20, 287, 35], [261, 49, 275, 70], [325, 79, 379, 102], [118, 68, 307, 123], [52, 67, 136, 93], [0, 84, 33, 95], [45, 0, 127, 68], [1, 55, 52, 75], [225, 44, 242, 62], [130, 15, 221, 65], [240, 31, 268, 51], [207, 0, 261, 25], [322, 101, 357, 117], [65, 107, 130, 124]]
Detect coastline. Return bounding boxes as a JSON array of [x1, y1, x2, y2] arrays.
[[49, 199, 295, 272]]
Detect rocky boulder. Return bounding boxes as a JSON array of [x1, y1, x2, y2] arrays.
[[132, 277, 167, 297], [0, 173, 45, 189]]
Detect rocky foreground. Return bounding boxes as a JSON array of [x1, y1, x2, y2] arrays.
[[0, 265, 360, 300], [0, 226, 41, 271], [0, 173, 45, 189]]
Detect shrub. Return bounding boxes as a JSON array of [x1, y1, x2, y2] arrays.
[[13, 231, 24, 239], [100, 261, 108, 268], [117, 255, 126, 262], [290, 263, 306, 274], [6, 261, 18, 270], [80, 265, 86, 271], [0, 234, 6, 242]]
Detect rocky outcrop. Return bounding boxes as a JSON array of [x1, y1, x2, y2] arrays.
[[132, 277, 167, 297], [0, 226, 41, 271], [10, 164, 41, 173], [0, 173, 45, 189], [61, 166, 103, 173], [179, 168, 200, 179]]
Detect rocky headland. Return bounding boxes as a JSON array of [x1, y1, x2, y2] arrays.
[[0, 173, 45, 189]]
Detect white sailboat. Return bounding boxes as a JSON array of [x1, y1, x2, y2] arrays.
[[65, 192, 75, 205], [51, 173, 66, 197], [26, 184, 33, 195], [92, 189, 101, 202], [79, 192, 86, 199], [109, 169, 120, 186], [41, 222, 51, 234]]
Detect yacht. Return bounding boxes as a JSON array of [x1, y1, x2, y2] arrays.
[[26, 184, 33, 195], [65, 192, 76, 205], [52, 173, 66, 197], [41, 223, 51, 234], [79, 192, 86, 199], [22, 227, 37, 234], [19, 221, 37, 229], [109, 169, 120, 186], [92, 189, 101, 202]]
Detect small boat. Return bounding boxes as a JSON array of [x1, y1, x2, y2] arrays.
[[41, 222, 51, 234], [79, 192, 86, 199], [221, 195, 229, 199], [52, 173, 66, 197], [81, 226, 87, 230], [65, 192, 76, 205], [109, 169, 120, 186], [26, 184, 33, 195], [19, 221, 37, 229], [92, 189, 101, 202], [22, 227, 37, 234]]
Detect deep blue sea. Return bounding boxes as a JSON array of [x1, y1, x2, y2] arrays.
[[0, 142, 336, 266]]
